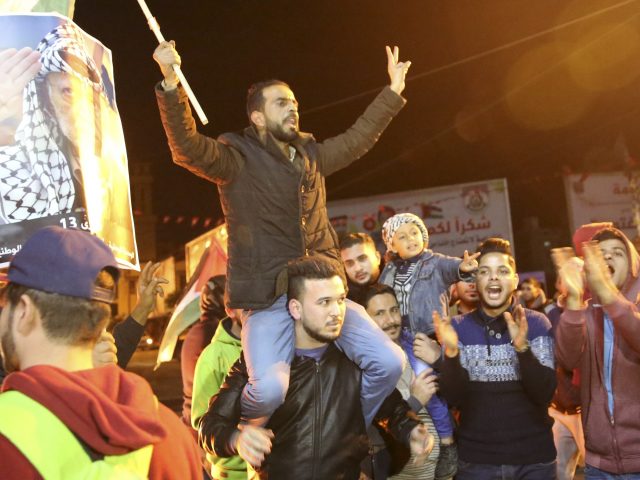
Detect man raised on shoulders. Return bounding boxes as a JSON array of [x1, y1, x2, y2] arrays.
[[153, 42, 411, 428], [198, 256, 432, 480]]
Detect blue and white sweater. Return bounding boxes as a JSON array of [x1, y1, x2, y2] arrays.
[[440, 304, 557, 465]]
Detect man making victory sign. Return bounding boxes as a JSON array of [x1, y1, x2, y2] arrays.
[[153, 42, 410, 426]]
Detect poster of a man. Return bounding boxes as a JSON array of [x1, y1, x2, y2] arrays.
[[0, 13, 137, 269]]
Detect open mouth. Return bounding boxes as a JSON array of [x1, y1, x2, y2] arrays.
[[285, 116, 298, 127], [607, 264, 615, 275], [486, 285, 502, 300]]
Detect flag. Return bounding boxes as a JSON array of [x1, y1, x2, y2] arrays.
[[155, 224, 228, 368], [0, 0, 75, 17]]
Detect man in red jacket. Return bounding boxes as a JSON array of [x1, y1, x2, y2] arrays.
[[0, 226, 200, 479], [556, 226, 640, 478]]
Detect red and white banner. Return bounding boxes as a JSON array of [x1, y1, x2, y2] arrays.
[[564, 171, 638, 240], [328, 178, 515, 257]]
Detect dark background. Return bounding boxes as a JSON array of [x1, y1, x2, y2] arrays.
[[73, 0, 640, 269]]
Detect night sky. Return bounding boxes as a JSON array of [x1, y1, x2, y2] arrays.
[[73, 0, 640, 259]]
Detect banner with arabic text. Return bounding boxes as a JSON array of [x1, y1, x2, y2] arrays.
[[564, 171, 638, 241], [327, 179, 514, 257]]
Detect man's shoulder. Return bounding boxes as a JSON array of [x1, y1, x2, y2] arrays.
[[296, 131, 316, 145], [199, 335, 242, 367], [451, 311, 484, 340], [218, 128, 253, 146], [452, 310, 477, 325], [523, 307, 553, 336]]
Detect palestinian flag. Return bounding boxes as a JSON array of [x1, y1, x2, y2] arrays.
[[155, 224, 228, 368]]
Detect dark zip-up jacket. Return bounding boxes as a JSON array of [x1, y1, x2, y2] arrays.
[[199, 343, 419, 479], [156, 85, 405, 309]]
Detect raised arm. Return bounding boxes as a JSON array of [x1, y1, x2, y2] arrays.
[[316, 46, 409, 175], [153, 41, 243, 183], [113, 262, 168, 368], [552, 253, 587, 370], [584, 241, 640, 355]]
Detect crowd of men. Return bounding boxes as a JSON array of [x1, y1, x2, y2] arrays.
[[0, 39, 639, 480]]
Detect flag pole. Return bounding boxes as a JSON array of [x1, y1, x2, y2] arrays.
[[135, 0, 209, 125]]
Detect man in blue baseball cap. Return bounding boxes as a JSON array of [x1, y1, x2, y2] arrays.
[[0, 226, 200, 479]]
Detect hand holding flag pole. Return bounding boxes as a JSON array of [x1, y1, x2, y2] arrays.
[[136, 0, 209, 125]]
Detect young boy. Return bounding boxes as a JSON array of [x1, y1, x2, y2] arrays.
[[379, 212, 479, 480]]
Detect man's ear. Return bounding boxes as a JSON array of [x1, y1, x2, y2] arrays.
[[250, 110, 265, 129], [512, 273, 520, 293], [288, 298, 302, 321], [375, 250, 381, 262], [14, 294, 38, 337]]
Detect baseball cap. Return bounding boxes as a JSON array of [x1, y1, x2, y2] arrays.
[[7, 226, 119, 303]]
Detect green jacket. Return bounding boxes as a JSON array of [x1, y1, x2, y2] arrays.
[[192, 319, 247, 480]]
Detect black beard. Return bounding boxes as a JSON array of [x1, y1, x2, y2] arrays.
[[266, 117, 299, 143], [302, 320, 340, 344], [270, 125, 299, 143], [0, 313, 18, 374]]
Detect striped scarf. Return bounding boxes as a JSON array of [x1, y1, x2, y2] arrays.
[[0, 21, 104, 223]]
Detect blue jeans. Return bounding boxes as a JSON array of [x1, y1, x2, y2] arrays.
[[240, 296, 405, 425], [456, 459, 557, 480], [400, 327, 453, 438], [585, 465, 640, 479]]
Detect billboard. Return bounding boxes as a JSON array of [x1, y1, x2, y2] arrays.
[[564, 172, 638, 241], [328, 178, 514, 257]]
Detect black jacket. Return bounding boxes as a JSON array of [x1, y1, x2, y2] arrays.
[[156, 85, 405, 309], [199, 343, 419, 480]]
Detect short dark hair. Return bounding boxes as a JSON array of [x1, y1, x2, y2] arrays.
[[521, 277, 541, 289], [339, 232, 376, 251], [592, 227, 627, 245], [2, 269, 115, 346], [362, 283, 397, 310], [287, 256, 344, 302], [246, 79, 290, 122], [477, 237, 516, 270]]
